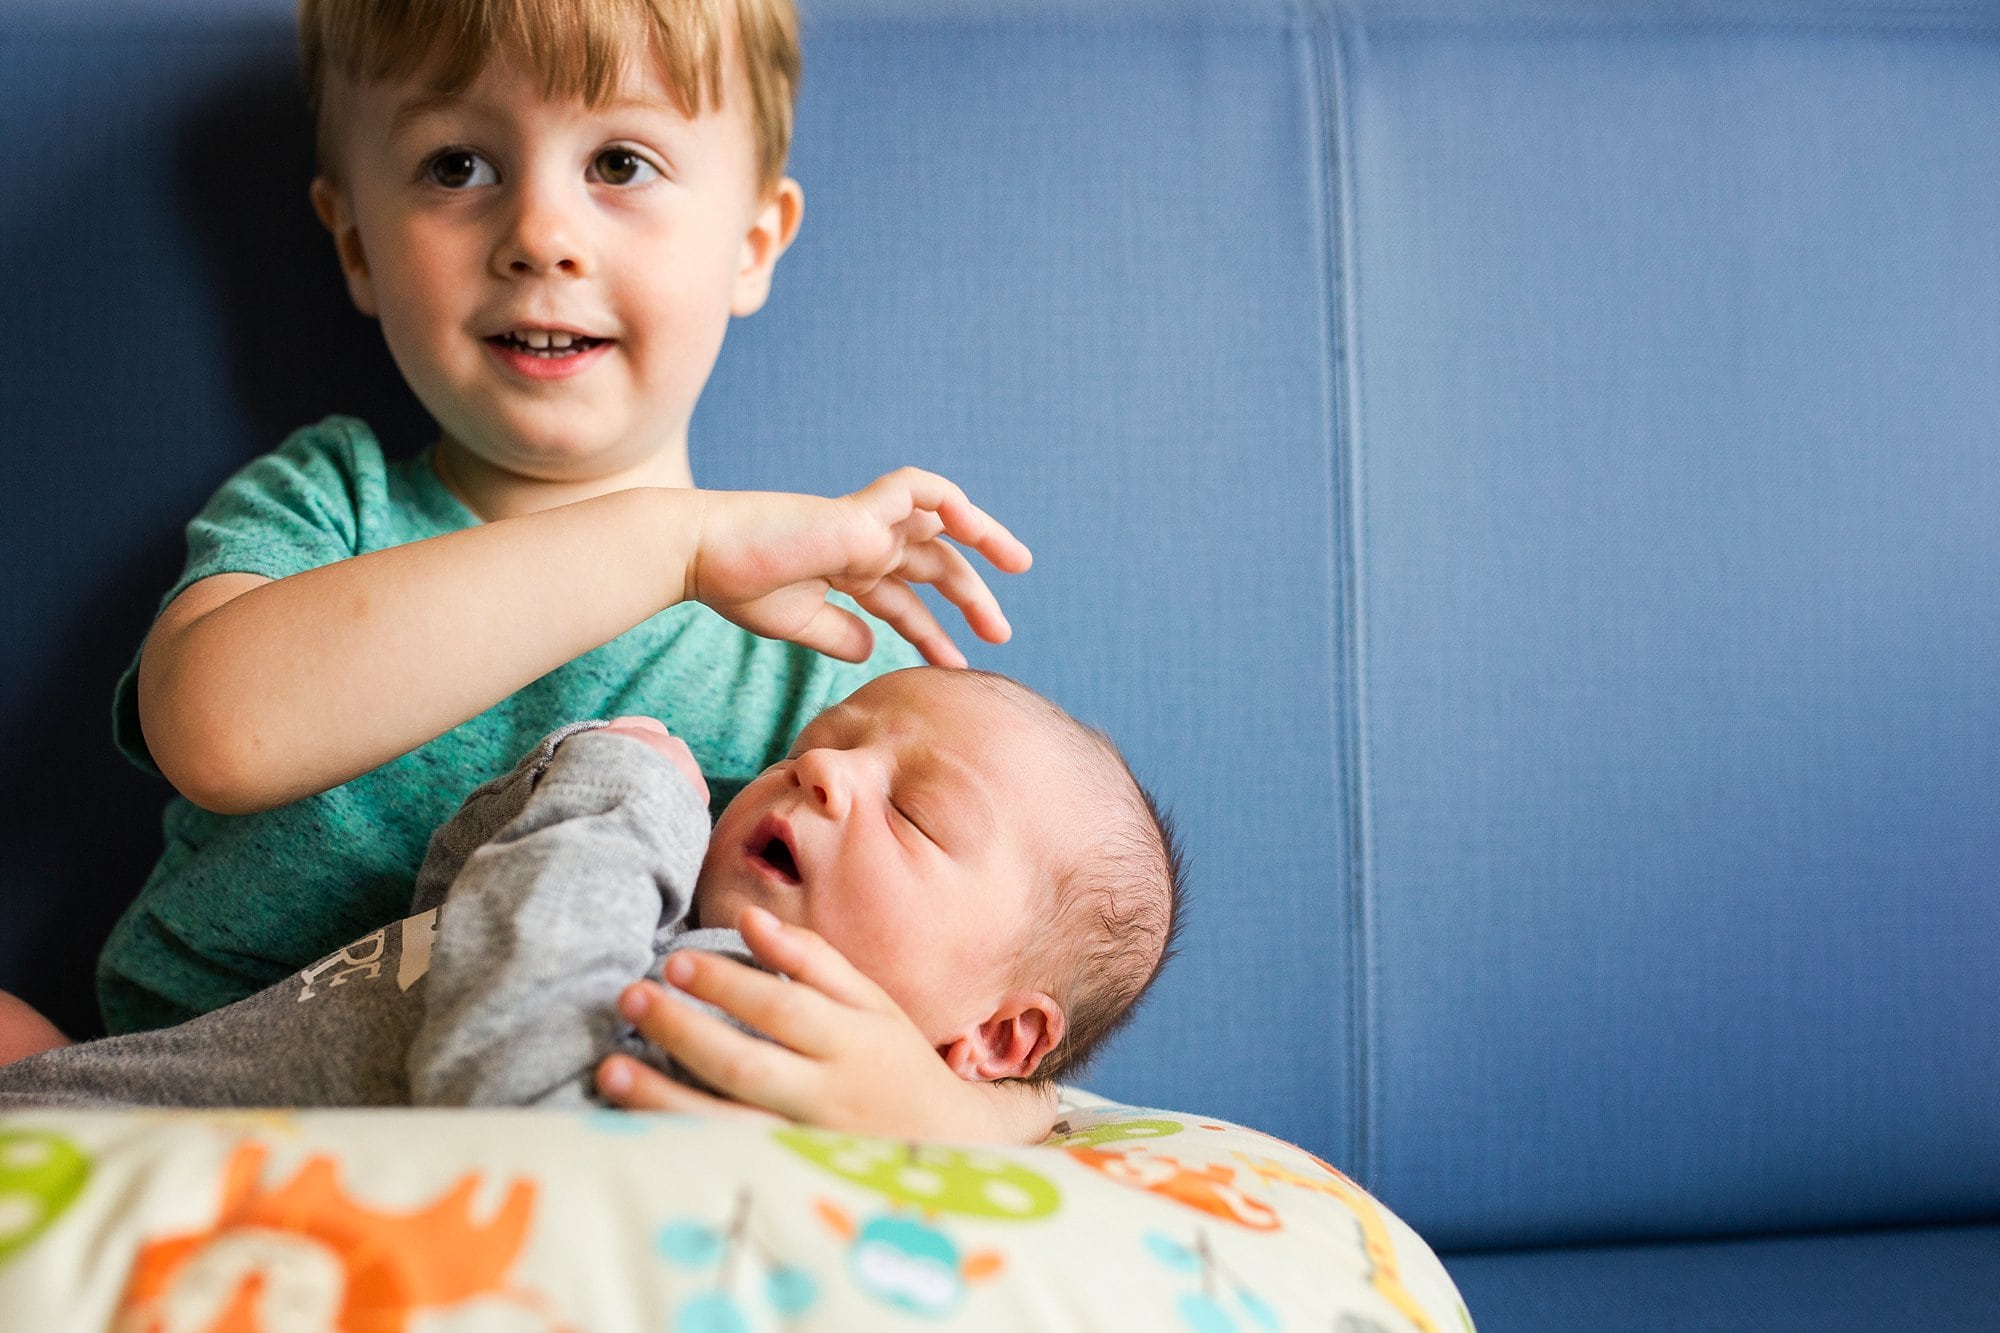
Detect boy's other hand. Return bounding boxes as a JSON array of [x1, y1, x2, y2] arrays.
[[593, 906, 1058, 1144], [589, 717, 709, 804], [687, 469, 1032, 668]]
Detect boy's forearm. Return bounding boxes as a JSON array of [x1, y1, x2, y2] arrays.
[[139, 487, 705, 813]]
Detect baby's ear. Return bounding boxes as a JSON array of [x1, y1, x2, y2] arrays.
[[940, 991, 1065, 1082], [310, 176, 377, 317], [730, 177, 804, 316]]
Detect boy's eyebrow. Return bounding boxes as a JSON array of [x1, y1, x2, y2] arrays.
[[389, 91, 694, 140], [389, 92, 461, 138]]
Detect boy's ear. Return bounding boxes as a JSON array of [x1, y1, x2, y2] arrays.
[[310, 176, 378, 318], [938, 991, 1065, 1082], [731, 177, 805, 317]]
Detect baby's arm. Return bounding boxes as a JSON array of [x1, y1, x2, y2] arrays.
[[141, 471, 1030, 813], [597, 908, 1060, 1144], [406, 726, 710, 1107]]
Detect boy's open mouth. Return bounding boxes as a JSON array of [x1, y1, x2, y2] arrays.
[[488, 330, 608, 358]]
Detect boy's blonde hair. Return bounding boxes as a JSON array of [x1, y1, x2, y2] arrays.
[[299, 0, 801, 189]]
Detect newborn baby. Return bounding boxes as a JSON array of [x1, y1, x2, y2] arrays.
[[0, 668, 1180, 1111]]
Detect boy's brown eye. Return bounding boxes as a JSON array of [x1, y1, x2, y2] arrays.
[[592, 148, 657, 186], [426, 150, 494, 190]]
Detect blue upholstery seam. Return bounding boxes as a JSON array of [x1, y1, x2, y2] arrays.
[[1292, 0, 1377, 1184], [1328, 2, 1382, 1195]]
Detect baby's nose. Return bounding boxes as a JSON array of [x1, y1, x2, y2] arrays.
[[792, 749, 852, 816]]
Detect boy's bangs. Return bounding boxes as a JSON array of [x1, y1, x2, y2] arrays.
[[312, 0, 725, 119]]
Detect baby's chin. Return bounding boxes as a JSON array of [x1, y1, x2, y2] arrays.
[[690, 883, 782, 934], [688, 880, 721, 930]]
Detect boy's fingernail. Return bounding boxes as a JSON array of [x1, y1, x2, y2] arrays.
[[664, 953, 696, 985], [598, 1059, 631, 1095], [619, 986, 651, 1020], [742, 904, 778, 931]]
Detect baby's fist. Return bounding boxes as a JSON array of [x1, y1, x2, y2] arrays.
[[598, 717, 708, 803]]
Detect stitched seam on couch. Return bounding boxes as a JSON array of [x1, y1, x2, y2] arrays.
[[1290, 0, 1377, 1187]]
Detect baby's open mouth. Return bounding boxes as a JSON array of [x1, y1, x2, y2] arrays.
[[754, 835, 800, 884], [488, 330, 607, 358]]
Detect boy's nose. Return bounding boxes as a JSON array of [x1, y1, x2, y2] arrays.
[[494, 185, 588, 278]]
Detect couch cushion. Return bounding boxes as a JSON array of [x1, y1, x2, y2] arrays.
[[1328, 0, 2000, 1247], [1446, 1223, 2000, 1333]]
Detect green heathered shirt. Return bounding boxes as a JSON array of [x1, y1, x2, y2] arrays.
[[100, 416, 920, 1034]]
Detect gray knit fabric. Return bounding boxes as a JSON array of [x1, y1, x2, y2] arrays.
[[0, 726, 753, 1109]]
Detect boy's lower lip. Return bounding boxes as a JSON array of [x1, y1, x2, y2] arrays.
[[483, 336, 614, 381]]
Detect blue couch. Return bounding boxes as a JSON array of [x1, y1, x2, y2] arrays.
[[4, 1, 1996, 1326]]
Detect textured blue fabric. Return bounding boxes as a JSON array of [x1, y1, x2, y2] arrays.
[[1326, 3, 2000, 1248], [1446, 1224, 2000, 1333], [3, 4, 1997, 1317]]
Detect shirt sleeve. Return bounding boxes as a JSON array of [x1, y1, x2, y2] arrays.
[[110, 417, 382, 773], [405, 730, 713, 1107]]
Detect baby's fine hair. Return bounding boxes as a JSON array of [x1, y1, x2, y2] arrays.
[[298, 0, 801, 188], [959, 672, 1186, 1084]]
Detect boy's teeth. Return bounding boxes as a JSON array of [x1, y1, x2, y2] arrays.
[[515, 330, 575, 350]]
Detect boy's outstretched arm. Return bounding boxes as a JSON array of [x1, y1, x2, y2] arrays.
[[594, 906, 1062, 1145], [139, 470, 1031, 814]]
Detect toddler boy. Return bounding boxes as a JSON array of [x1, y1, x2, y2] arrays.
[[104, 0, 1025, 1044], [4, 670, 1181, 1136]]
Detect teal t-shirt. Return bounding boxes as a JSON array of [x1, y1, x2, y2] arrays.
[[100, 416, 920, 1034]]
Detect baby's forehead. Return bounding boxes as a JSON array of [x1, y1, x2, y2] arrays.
[[834, 670, 1049, 746], [818, 673, 1071, 795]]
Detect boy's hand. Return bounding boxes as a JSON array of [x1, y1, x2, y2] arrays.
[[689, 469, 1032, 668], [592, 716, 709, 804], [594, 906, 1059, 1144]]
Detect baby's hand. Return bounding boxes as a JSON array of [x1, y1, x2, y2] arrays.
[[592, 717, 709, 805], [594, 907, 1058, 1143], [689, 469, 1032, 668]]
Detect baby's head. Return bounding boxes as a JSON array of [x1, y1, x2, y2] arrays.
[[697, 667, 1184, 1084], [296, 0, 805, 484]]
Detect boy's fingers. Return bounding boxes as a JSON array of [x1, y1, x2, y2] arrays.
[[737, 906, 897, 1013], [890, 508, 948, 548], [642, 999, 815, 1119], [855, 468, 1030, 577], [593, 1054, 778, 1123], [851, 577, 964, 667], [856, 466, 961, 519], [662, 952, 841, 1058], [898, 542, 1011, 644], [861, 471, 1028, 567], [620, 979, 814, 1118], [783, 601, 876, 663], [936, 496, 1033, 575]]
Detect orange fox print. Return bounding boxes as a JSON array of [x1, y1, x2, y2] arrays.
[[1063, 1144, 1281, 1232], [115, 1140, 559, 1332]]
